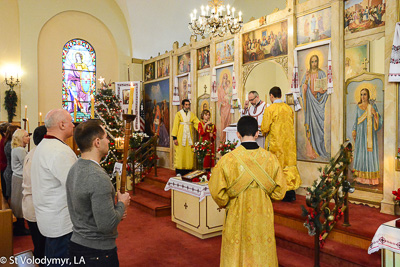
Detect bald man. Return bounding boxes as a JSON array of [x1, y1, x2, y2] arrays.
[[31, 109, 77, 265]]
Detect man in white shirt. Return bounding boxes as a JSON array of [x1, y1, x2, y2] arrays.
[[241, 91, 268, 127], [31, 109, 77, 266]]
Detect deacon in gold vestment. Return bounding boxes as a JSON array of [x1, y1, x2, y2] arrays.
[[209, 116, 286, 267], [261, 87, 301, 202], [171, 99, 200, 175]]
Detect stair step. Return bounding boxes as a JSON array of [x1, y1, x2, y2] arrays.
[[136, 183, 171, 203], [130, 194, 170, 217], [277, 246, 323, 267], [275, 224, 380, 267]]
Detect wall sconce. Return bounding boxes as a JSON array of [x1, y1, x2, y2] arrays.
[[4, 71, 21, 90]]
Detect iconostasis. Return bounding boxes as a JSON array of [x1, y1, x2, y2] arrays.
[[141, 0, 399, 214]]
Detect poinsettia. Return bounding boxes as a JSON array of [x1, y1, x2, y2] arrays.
[[392, 188, 400, 202], [217, 140, 239, 156]]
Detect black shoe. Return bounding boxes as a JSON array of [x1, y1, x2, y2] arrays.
[[13, 228, 30, 236], [282, 190, 296, 202]]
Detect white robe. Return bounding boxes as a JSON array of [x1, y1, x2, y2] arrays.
[[240, 100, 268, 126]]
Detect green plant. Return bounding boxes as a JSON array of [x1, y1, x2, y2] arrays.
[[4, 89, 18, 122]]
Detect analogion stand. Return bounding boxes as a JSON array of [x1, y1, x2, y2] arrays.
[[164, 178, 224, 239]]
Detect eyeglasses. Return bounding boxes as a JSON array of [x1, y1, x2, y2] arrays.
[[248, 97, 256, 102]]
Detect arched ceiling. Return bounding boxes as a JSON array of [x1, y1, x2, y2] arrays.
[[116, 0, 286, 59]]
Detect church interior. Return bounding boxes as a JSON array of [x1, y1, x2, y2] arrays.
[[1, 0, 400, 266]]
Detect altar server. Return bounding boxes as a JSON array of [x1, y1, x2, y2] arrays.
[[209, 116, 286, 267], [261, 86, 301, 202]]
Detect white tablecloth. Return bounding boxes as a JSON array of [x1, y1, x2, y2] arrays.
[[164, 178, 211, 202], [368, 219, 400, 254]]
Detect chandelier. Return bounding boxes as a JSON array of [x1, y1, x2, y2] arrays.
[[189, 0, 243, 38]]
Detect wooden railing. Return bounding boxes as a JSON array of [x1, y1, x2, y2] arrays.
[[302, 140, 354, 267], [0, 173, 14, 257], [128, 135, 158, 194]]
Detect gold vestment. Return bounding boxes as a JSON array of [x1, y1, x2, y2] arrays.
[[261, 102, 301, 191], [171, 110, 199, 170], [209, 145, 286, 267]]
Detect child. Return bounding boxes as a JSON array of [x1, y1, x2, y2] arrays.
[[198, 109, 216, 170]]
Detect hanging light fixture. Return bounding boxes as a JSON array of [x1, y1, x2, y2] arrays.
[[189, 0, 243, 38]]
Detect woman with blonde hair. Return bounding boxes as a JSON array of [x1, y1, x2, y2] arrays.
[[10, 128, 30, 235]]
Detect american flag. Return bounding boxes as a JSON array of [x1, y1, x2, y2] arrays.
[[140, 100, 145, 132]]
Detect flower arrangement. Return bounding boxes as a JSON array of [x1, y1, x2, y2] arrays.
[[129, 132, 149, 149], [392, 188, 400, 204], [397, 148, 400, 159], [217, 140, 239, 156], [191, 139, 211, 169]]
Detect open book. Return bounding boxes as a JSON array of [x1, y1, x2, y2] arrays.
[[315, 77, 327, 91]]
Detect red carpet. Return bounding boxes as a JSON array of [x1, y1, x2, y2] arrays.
[[13, 204, 221, 267], [12, 190, 397, 266]]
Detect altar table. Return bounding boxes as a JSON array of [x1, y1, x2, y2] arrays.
[[164, 178, 224, 239], [224, 124, 265, 148], [369, 219, 400, 266]]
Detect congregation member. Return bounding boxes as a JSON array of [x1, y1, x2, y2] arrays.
[[261, 86, 301, 202], [22, 125, 47, 261], [0, 122, 10, 198], [197, 109, 216, 170], [67, 120, 130, 267], [31, 109, 77, 265], [240, 90, 268, 126], [10, 129, 30, 236], [3, 125, 20, 200], [209, 116, 287, 267], [171, 99, 200, 175]]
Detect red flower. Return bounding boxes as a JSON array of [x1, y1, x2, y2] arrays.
[[392, 188, 400, 201]]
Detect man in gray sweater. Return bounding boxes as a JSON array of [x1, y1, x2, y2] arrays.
[[66, 120, 130, 267]]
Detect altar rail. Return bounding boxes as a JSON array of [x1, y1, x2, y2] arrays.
[[302, 140, 353, 267], [129, 135, 158, 194]]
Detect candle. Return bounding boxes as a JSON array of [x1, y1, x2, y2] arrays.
[[73, 99, 77, 122], [27, 118, 30, 133], [24, 105, 27, 119], [128, 82, 134, 115], [39, 112, 42, 124], [91, 95, 95, 119]]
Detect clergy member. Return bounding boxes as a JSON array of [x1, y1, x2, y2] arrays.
[[241, 91, 267, 126], [261, 86, 301, 202], [209, 116, 286, 267], [171, 99, 200, 175]]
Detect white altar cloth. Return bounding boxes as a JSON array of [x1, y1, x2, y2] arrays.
[[164, 178, 210, 202], [369, 219, 400, 255], [223, 123, 265, 148]]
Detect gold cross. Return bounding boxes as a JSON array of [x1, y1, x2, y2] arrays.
[[184, 202, 188, 209], [204, 85, 208, 94]]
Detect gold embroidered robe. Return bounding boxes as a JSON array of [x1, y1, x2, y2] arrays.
[[209, 146, 286, 267], [171, 110, 200, 169], [261, 102, 301, 191]]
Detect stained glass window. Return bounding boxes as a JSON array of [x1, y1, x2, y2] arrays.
[[62, 39, 96, 121]]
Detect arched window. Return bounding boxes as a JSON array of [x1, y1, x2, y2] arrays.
[[62, 39, 96, 121]]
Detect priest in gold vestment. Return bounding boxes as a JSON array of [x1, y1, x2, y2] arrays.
[[261, 87, 301, 202], [171, 99, 200, 175], [209, 116, 286, 267]]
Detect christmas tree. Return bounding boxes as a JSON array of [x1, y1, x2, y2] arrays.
[[93, 78, 124, 174]]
